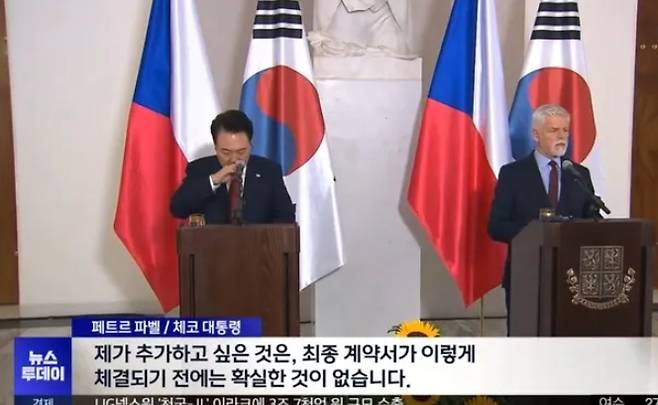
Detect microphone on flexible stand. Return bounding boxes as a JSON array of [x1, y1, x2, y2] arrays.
[[562, 160, 611, 215]]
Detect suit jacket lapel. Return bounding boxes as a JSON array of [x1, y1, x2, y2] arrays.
[[242, 159, 258, 220], [558, 164, 576, 214], [526, 153, 550, 207]]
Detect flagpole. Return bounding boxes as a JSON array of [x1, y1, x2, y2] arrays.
[[480, 296, 485, 336]]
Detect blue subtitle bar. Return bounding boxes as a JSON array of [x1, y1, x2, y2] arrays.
[[71, 317, 262, 337]]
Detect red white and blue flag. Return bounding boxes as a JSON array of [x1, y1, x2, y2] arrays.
[[509, 0, 602, 189], [239, 0, 344, 288], [407, 0, 511, 306], [114, 0, 220, 311]]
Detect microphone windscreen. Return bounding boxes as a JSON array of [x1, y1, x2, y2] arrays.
[[562, 159, 583, 179]]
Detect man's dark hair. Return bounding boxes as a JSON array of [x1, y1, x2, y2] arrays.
[[210, 109, 253, 144]]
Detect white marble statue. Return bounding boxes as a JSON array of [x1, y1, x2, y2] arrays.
[[309, 0, 414, 58]]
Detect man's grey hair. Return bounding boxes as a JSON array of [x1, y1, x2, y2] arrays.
[[531, 104, 571, 130]]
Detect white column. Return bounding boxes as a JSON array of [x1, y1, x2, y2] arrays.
[[313, 56, 423, 336]]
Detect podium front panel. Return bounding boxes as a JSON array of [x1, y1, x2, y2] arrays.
[[178, 224, 300, 336], [511, 219, 654, 336], [551, 221, 649, 336]]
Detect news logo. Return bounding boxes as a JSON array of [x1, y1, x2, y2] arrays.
[[14, 337, 72, 405]]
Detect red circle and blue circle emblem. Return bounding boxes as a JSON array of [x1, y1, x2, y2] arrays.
[[240, 65, 324, 175], [509, 67, 596, 162]]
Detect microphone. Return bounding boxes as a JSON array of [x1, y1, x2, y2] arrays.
[[561, 160, 582, 179], [562, 160, 611, 215]]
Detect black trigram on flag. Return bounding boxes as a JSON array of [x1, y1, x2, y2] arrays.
[[531, 1, 581, 40], [253, 0, 303, 39]]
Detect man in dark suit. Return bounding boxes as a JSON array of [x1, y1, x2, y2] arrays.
[[170, 109, 295, 224], [488, 104, 599, 331]]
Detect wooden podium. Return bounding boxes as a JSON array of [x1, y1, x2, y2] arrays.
[[177, 224, 300, 336], [510, 219, 654, 336]]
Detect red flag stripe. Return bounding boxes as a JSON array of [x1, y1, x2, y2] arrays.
[[114, 104, 186, 311], [408, 100, 507, 306]]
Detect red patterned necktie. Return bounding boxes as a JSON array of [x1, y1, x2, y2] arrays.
[[548, 160, 558, 208], [228, 175, 241, 223]]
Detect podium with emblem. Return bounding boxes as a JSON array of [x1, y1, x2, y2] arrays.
[[509, 219, 655, 336], [177, 224, 300, 336]]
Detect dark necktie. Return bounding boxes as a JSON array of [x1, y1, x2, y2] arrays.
[[548, 160, 558, 208], [228, 175, 241, 224]]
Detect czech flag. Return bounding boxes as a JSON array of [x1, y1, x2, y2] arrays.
[[239, 0, 344, 288], [407, 0, 511, 306], [114, 0, 220, 312]]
